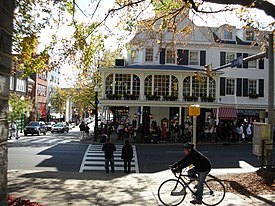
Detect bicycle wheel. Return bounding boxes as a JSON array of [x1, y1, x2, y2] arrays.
[[202, 179, 225, 206], [158, 179, 186, 206]]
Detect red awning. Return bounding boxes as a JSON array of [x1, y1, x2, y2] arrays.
[[40, 104, 46, 118], [213, 107, 237, 120]]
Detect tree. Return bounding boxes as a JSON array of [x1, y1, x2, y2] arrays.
[[8, 93, 33, 121], [50, 88, 68, 120]]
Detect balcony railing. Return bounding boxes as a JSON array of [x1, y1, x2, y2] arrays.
[[105, 94, 216, 102]]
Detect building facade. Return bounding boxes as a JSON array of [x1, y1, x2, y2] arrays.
[[47, 67, 61, 120], [99, 20, 270, 141]]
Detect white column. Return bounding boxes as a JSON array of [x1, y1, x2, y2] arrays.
[[169, 75, 172, 95], [140, 74, 145, 100], [207, 76, 209, 97], [130, 74, 133, 94], [140, 106, 143, 124], [152, 74, 154, 95], [102, 72, 106, 98], [179, 74, 183, 101], [179, 106, 182, 125], [112, 73, 116, 94], [193, 116, 197, 149]]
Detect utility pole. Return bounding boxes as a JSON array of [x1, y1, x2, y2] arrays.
[[267, 32, 274, 167]]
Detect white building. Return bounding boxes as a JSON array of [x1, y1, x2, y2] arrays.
[[47, 67, 61, 120], [99, 18, 271, 140]]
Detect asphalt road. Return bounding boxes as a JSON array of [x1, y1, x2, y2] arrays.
[[8, 129, 261, 173], [136, 144, 261, 173]]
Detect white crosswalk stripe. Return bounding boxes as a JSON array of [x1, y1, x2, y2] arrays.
[[79, 144, 139, 173]]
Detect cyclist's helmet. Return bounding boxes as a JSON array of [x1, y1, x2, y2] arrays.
[[183, 142, 194, 149]]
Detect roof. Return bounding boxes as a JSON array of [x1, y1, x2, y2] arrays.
[[114, 64, 201, 71]]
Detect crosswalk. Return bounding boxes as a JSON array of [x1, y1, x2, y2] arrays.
[[79, 144, 139, 173]]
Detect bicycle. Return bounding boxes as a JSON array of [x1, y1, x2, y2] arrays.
[[158, 168, 225, 206]]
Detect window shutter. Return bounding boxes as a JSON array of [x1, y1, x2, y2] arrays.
[[182, 50, 189, 65], [200, 51, 206, 66], [237, 53, 242, 68], [220, 77, 226, 96], [258, 79, 264, 97], [160, 48, 165, 64], [243, 78, 248, 97], [259, 59, 264, 69], [243, 53, 248, 68], [177, 49, 183, 65], [220, 52, 226, 66], [236, 78, 242, 96]]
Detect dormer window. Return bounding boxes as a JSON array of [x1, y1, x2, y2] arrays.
[[246, 31, 255, 41], [145, 48, 153, 62], [224, 29, 233, 40]]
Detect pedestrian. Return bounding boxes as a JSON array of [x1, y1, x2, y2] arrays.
[[102, 137, 116, 173], [10, 121, 19, 139], [246, 123, 252, 142], [160, 123, 167, 143], [171, 142, 211, 205], [117, 123, 124, 140], [85, 123, 90, 140], [79, 121, 85, 141], [121, 139, 133, 173]]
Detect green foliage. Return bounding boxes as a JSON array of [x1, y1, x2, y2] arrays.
[[50, 88, 68, 115], [8, 92, 33, 120]]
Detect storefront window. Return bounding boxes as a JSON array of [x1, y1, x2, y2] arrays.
[[192, 76, 207, 97], [171, 76, 179, 96], [106, 74, 140, 95], [145, 75, 153, 95], [154, 75, 169, 96]]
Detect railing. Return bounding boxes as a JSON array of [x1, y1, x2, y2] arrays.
[[105, 95, 216, 102]]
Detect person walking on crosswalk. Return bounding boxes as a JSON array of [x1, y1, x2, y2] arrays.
[[121, 140, 133, 174], [102, 137, 116, 173]]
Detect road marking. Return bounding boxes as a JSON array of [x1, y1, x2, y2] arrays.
[[79, 144, 139, 173]]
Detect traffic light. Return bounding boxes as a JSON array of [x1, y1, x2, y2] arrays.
[[204, 65, 211, 77], [194, 71, 201, 81]]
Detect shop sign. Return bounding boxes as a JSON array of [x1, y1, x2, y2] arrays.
[[237, 109, 260, 116]]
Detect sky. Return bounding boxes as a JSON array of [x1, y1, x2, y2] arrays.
[[38, 0, 275, 88]]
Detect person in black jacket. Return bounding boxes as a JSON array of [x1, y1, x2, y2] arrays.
[[171, 142, 211, 205], [102, 137, 116, 173], [121, 140, 133, 173], [79, 121, 85, 141]]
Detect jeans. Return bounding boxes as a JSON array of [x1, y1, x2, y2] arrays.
[[80, 131, 85, 140], [188, 168, 210, 201], [105, 158, 114, 173], [123, 160, 131, 173]]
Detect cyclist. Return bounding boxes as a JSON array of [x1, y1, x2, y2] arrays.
[[171, 142, 211, 205]]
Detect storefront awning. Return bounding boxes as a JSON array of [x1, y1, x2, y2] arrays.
[[213, 107, 237, 120]]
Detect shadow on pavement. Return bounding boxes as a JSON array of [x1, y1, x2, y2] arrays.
[[8, 171, 157, 206]]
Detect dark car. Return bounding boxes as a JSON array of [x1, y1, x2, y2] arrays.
[[45, 122, 55, 131], [51, 122, 69, 133], [24, 121, 47, 136]]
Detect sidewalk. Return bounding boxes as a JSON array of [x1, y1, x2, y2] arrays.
[[7, 169, 275, 206]]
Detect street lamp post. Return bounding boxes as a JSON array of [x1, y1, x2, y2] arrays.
[[48, 102, 51, 122], [20, 96, 25, 133], [94, 85, 99, 142]]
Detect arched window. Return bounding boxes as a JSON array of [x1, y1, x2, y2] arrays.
[[192, 76, 207, 97], [144, 75, 152, 95], [171, 76, 179, 96], [115, 74, 131, 95], [106, 74, 113, 95], [154, 75, 169, 96], [132, 75, 140, 95], [183, 76, 216, 98], [183, 76, 191, 96]]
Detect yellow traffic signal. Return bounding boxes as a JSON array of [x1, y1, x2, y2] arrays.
[[204, 65, 211, 77], [194, 71, 201, 81]]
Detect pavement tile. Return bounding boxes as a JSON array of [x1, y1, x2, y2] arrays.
[[7, 169, 275, 206]]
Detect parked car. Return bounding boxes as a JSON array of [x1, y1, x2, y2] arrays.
[[51, 122, 69, 133], [45, 122, 55, 131], [24, 121, 47, 136]]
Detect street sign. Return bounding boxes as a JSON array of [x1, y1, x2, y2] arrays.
[[96, 100, 99, 105], [230, 56, 243, 68], [189, 104, 200, 116]]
